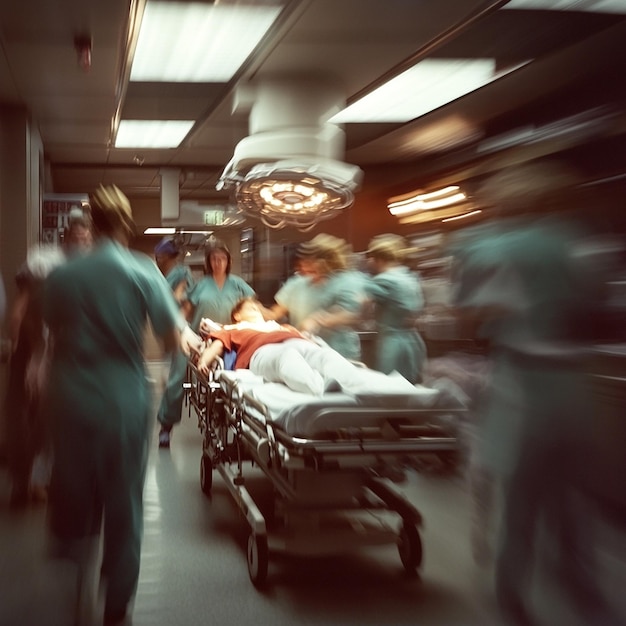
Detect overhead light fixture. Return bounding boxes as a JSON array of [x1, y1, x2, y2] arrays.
[[130, 1, 284, 83], [388, 185, 467, 216], [218, 77, 363, 231], [115, 120, 195, 148], [228, 160, 361, 231], [330, 59, 528, 124], [503, 0, 626, 13]]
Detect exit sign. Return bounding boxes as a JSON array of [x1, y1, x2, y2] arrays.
[[204, 210, 224, 226]]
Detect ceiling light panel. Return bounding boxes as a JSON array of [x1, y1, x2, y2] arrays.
[[130, 1, 284, 83], [502, 0, 626, 13], [115, 120, 195, 148], [330, 59, 526, 124]]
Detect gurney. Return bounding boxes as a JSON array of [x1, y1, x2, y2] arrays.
[[184, 359, 463, 587]]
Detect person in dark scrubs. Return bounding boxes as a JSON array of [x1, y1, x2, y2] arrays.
[[5, 246, 65, 507], [42, 184, 200, 625]]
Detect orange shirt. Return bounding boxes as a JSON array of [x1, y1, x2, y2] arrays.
[[209, 324, 304, 369]]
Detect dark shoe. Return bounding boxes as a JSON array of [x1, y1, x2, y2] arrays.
[[158, 427, 171, 448]]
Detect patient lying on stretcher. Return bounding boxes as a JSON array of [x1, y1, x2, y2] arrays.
[[196, 297, 422, 397]]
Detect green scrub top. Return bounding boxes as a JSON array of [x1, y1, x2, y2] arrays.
[[364, 265, 426, 382], [453, 216, 593, 476], [275, 270, 364, 360], [43, 240, 180, 429], [187, 274, 254, 328], [165, 263, 194, 293]]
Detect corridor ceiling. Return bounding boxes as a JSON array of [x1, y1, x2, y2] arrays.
[[1, 0, 625, 205]]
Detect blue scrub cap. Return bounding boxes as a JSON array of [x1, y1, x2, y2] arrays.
[[154, 238, 179, 256]]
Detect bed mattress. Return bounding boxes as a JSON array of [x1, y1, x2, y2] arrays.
[[218, 369, 458, 438]]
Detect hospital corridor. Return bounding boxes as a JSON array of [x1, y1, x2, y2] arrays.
[[0, 359, 624, 626], [1, 3, 626, 625]]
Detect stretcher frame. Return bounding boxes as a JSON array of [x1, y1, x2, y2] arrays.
[[184, 360, 462, 587]]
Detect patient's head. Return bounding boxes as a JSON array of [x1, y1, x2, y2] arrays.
[[231, 297, 264, 324]]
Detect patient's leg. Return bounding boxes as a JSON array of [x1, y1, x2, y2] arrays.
[[283, 340, 410, 394], [249, 342, 324, 395]]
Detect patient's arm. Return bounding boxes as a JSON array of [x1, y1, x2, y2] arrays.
[[197, 339, 224, 376]]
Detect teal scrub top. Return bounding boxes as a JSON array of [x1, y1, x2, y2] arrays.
[[187, 274, 254, 329], [275, 270, 364, 360], [453, 216, 593, 475], [42, 240, 180, 431], [364, 265, 426, 381], [165, 263, 194, 293]]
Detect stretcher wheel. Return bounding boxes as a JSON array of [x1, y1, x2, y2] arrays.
[[247, 532, 268, 587], [200, 454, 213, 495], [398, 523, 422, 573]]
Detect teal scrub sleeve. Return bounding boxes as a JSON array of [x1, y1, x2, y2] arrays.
[[143, 267, 181, 338]]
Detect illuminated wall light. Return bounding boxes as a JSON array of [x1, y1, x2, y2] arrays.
[[441, 209, 482, 222], [388, 186, 466, 216], [416, 185, 461, 201]]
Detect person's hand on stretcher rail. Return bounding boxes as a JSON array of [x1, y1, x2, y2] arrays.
[[194, 297, 427, 397], [179, 323, 204, 358]]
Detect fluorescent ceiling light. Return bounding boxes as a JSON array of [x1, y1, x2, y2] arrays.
[[143, 227, 215, 235], [131, 1, 283, 83], [503, 0, 626, 13], [331, 59, 527, 124], [115, 120, 194, 148], [144, 227, 176, 235]]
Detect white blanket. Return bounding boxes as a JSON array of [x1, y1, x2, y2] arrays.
[[218, 369, 443, 437]]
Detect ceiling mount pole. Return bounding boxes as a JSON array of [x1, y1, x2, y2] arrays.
[[160, 168, 180, 222]]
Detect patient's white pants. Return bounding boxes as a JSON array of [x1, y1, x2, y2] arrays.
[[249, 338, 411, 396]]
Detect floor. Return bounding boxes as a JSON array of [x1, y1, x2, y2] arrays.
[[0, 360, 625, 626]]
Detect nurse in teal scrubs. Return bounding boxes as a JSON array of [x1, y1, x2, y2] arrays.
[[263, 234, 364, 361], [154, 237, 196, 448], [157, 238, 254, 446], [154, 236, 195, 305], [364, 233, 426, 382], [184, 238, 255, 331], [452, 162, 613, 626], [42, 185, 199, 625]]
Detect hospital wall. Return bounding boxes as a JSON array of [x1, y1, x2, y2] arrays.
[[0, 105, 45, 452]]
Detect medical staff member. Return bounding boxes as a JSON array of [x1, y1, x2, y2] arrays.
[[154, 236, 194, 305], [154, 236, 196, 447], [364, 233, 427, 383], [263, 234, 364, 361], [157, 237, 253, 447], [42, 184, 199, 626], [452, 161, 615, 626]]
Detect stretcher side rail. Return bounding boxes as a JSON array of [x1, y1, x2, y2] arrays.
[[236, 387, 460, 462]]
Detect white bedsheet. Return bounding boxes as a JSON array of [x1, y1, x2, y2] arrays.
[[218, 369, 446, 437]]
